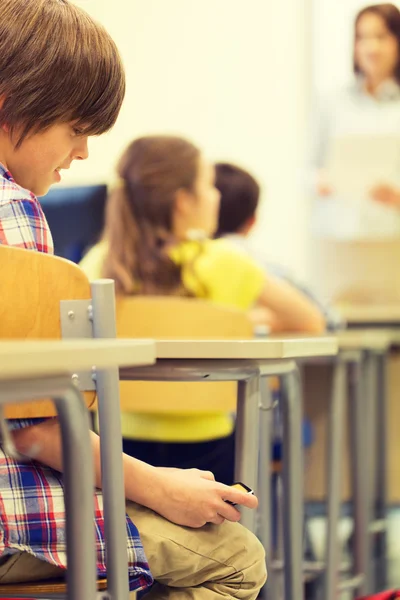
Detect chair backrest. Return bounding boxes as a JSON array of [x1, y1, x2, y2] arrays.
[[116, 296, 253, 339], [116, 296, 254, 413], [0, 245, 96, 418]]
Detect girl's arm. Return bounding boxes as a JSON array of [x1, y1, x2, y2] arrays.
[[254, 273, 326, 333]]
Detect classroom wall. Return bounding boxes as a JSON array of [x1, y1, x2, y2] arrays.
[[64, 0, 312, 277]]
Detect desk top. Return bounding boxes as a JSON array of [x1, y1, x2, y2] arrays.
[[337, 304, 400, 325], [155, 336, 338, 360], [0, 339, 155, 380], [338, 330, 393, 351]]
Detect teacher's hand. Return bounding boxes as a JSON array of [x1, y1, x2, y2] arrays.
[[316, 171, 333, 197], [370, 184, 400, 208]]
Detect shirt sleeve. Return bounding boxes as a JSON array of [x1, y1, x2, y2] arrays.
[[7, 418, 47, 431], [185, 240, 266, 310], [0, 187, 53, 432], [0, 197, 53, 253]]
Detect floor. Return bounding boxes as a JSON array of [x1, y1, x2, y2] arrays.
[[306, 508, 400, 598]]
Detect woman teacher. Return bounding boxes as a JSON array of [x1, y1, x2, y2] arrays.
[[311, 3, 400, 304]]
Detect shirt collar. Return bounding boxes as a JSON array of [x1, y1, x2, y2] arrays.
[[0, 162, 14, 182], [354, 76, 400, 101]]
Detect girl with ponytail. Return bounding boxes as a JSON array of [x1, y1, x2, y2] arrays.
[[81, 134, 325, 482]]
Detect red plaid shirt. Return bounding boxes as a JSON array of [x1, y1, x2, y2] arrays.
[[0, 163, 152, 592]]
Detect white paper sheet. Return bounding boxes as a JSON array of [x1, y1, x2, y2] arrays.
[[312, 134, 400, 239]]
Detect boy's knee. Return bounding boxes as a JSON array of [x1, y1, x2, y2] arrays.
[[237, 525, 267, 588], [220, 522, 267, 592]]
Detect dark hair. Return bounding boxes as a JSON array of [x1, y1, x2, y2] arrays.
[[354, 3, 400, 83], [214, 163, 260, 237], [102, 136, 201, 295], [0, 0, 125, 146]]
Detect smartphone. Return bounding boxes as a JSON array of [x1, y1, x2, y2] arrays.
[[226, 482, 254, 506]]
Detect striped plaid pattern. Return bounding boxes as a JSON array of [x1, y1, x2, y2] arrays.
[[0, 167, 53, 252], [0, 164, 152, 592]]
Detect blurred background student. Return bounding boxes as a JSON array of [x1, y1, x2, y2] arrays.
[[215, 162, 342, 330], [311, 3, 400, 304], [80, 135, 325, 484]]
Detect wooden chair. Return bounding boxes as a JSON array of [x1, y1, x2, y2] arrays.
[[0, 578, 108, 596], [0, 246, 130, 598], [116, 296, 254, 415], [0, 244, 95, 418]]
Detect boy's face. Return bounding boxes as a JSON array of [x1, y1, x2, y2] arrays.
[[3, 123, 89, 197]]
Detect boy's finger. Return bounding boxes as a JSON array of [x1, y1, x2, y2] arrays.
[[199, 470, 215, 481], [217, 501, 241, 522], [218, 484, 258, 509]]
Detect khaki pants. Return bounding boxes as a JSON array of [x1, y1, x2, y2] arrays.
[[0, 502, 267, 599]]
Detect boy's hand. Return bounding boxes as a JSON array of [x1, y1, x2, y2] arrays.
[[145, 467, 258, 528]]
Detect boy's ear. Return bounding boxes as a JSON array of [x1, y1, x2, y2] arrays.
[[248, 215, 256, 228], [244, 215, 257, 233], [0, 96, 9, 132]]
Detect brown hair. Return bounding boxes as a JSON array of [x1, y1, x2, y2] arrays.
[[215, 163, 260, 237], [354, 3, 400, 83], [0, 0, 125, 146], [102, 135, 201, 295]]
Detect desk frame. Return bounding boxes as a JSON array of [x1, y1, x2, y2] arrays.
[[123, 358, 305, 600], [0, 376, 97, 600], [300, 344, 388, 600], [256, 337, 389, 600]]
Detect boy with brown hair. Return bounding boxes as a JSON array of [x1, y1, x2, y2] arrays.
[[0, 1, 266, 597]]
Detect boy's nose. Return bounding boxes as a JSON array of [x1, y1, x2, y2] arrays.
[[75, 138, 89, 161]]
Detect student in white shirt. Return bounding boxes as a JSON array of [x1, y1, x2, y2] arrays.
[[214, 162, 340, 329]]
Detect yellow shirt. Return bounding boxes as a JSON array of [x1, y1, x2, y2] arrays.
[[80, 238, 265, 442]]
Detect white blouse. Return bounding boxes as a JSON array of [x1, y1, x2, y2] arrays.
[[312, 78, 400, 240]]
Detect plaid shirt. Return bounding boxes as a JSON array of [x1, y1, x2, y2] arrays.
[[0, 164, 152, 592]]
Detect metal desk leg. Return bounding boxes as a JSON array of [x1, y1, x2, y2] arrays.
[[374, 351, 388, 592], [258, 382, 275, 599], [324, 358, 347, 600], [364, 352, 378, 593], [362, 350, 388, 593], [279, 367, 304, 600], [55, 386, 97, 600], [92, 280, 130, 600], [235, 375, 261, 533], [349, 359, 369, 598]]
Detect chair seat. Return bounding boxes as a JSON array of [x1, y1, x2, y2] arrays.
[[0, 577, 108, 595]]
